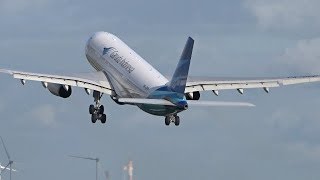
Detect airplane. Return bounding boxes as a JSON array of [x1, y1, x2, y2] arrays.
[[1, 31, 320, 126]]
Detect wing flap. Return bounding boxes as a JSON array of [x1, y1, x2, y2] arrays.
[[186, 82, 280, 92], [280, 76, 320, 85]]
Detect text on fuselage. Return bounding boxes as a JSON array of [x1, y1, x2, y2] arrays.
[[103, 47, 135, 73]]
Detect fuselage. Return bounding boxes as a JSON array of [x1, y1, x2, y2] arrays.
[[85, 32, 185, 116]]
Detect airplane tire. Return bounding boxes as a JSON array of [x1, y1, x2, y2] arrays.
[[101, 114, 107, 124], [174, 116, 180, 126], [165, 116, 170, 126], [89, 104, 95, 114], [91, 114, 98, 123], [99, 105, 104, 114]]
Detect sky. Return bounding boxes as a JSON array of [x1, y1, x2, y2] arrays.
[[1, 0, 320, 180]]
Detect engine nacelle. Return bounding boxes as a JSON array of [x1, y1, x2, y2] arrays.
[[47, 83, 72, 98], [185, 91, 200, 100]]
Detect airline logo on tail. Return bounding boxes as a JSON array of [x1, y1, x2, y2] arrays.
[[169, 37, 194, 94]]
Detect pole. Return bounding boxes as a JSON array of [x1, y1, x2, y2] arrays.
[[96, 160, 98, 180], [9, 163, 11, 180]]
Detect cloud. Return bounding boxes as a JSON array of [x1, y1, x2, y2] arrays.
[[284, 142, 320, 163], [278, 38, 320, 74], [27, 104, 57, 127], [0, 0, 51, 14], [0, 98, 5, 113], [270, 107, 302, 130], [244, 0, 320, 29], [244, 0, 320, 83]]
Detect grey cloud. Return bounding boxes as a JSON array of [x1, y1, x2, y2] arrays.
[[24, 104, 57, 127], [277, 38, 320, 74], [245, 0, 320, 30], [0, 0, 51, 14]]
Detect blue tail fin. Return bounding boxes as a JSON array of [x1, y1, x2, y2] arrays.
[[169, 37, 194, 93]]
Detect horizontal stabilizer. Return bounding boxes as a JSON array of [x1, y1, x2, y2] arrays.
[[118, 98, 254, 107], [118, 98, 176, 106], [187, 100, 255, 107]]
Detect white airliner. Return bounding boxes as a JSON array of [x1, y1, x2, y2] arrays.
[[1, 31, 320, 126]]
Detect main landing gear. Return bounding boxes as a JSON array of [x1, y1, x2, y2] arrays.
[[89, 91, 107, 124], [165, 114, 180, 126]]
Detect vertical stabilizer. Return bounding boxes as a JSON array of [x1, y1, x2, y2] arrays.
[[169, 37, 194, 93]]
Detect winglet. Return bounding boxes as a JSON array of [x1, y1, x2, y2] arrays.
[[169, 37, 194, 94]]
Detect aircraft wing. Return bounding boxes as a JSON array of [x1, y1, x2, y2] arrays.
[[0, 69, 114, 95], [185, 75, 320, 94]]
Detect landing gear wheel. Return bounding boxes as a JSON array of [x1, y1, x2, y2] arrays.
[[101, 114, 107, 124], [174, 116, 180, 126], [165, 116, 170, 126], [91, 114, 98, 123], [98, 105, 104, 114], [89, 90, 109, 124], [89, 104, 95, 114]]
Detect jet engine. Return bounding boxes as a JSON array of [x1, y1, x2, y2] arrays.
[[185, 91, 200, 100], [47, 83, 72, 98]]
